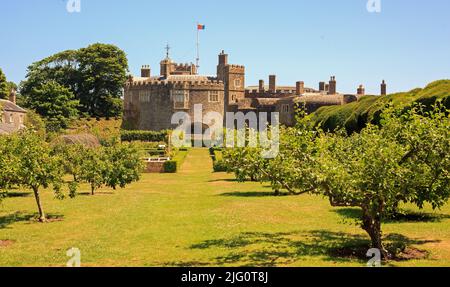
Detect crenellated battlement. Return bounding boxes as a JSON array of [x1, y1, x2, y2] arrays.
[[126, 78, 224, 90], [226, 64, 245, 73]]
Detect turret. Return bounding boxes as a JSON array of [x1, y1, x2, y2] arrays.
[[218, 50, 228, 65]]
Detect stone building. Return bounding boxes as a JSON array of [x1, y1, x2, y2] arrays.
[[0, 89, 27, 135], [124, 50, 386, 131]]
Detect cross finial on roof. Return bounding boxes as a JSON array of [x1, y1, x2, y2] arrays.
[[165, 43, 171, 59]]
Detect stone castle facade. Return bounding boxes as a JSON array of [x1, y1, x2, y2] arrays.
[[123, 50, 387, 131]]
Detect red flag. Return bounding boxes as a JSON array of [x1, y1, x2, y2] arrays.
[[197, 24, 206, 30]]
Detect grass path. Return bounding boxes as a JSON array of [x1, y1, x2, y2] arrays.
[[1, 148, 450, 266]]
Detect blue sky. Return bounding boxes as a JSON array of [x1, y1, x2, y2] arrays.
[[0, 0, 449, 94]]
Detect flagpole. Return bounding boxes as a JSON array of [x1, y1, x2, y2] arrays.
[[196, 22, 200, 71]]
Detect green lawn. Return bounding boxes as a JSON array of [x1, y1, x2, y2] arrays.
[[1, 148, 450, 267]]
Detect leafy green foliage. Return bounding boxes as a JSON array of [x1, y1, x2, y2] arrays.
[[223, 102, 450, 257], [79, 147, 106, 195], [315, 103, 450, 257], [212, 160, 227, 172], [120, 130, 169, 142], [24, 81, 79, 131], [0, 132, 65, 222], [0, 68, 8, 99], [310, 80, 450, 133], [20, 43, 128, 118], [103, 143, 144, 189], [163, 161, 178, 173]]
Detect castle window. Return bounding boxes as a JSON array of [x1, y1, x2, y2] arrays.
[[281, 104, 290, 113], [172, 89, 189, 109], [234, 79, 241, 88], [209, 91, 219, 103], [231, 94, 237, 102]]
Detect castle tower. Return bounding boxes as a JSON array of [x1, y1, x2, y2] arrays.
[[328, 76, 336, 95], [381, 80, 387, 96], [141, 65, 151, 78], [259, 80, 265, 93], [269, 75, 276, 93], [357, 85, 365, 96], [296, 81, 305, 95], [216, 51, 245, 112]]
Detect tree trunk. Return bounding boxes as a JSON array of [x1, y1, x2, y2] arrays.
[[362, 208, 389, 259], [91, 185, 95, 195], [32, 186, 46, 222]]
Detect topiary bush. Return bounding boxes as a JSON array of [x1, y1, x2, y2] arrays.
[[163, 161, 177, 173]]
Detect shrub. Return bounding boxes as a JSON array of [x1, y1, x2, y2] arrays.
[[120, 130, 168, 142], [213, 160, 228, 172], [163, 161, 177, 173]]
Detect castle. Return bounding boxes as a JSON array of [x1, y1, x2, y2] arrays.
[[123, 50, 387, 131]]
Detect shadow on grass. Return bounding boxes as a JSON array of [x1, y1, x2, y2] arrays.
[[164, 230, 439, 267], [219, 191, 283, 198], [335, 208, 450, 223], [77, 191, 115, 196], [208, 179, 239, 183], [5, 192, 33, 198], [0, 211, 64, 229]]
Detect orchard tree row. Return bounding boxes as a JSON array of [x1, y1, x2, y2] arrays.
[[222, 103, 450, 259], [0, 132, 144, 222]]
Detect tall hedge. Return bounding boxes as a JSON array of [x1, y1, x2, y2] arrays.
[[121, 130, 168, 142]]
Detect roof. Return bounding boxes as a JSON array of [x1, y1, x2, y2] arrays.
[[254, 98, 281, 106], [0, 99, 26, 113]]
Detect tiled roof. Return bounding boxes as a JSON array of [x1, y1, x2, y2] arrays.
[[0, 99, 26, 113]]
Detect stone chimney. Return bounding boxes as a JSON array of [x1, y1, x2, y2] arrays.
[[269, 75, 276, 93], [259, 80, 265, 93], [9, 88, 16, 104], [357, 85, 365, 96], [141, 65, 151, 78], [328, 76, 336, 95], [296, 81, 305, 95], [319, 81, 326, 92], [381, 80, 387, 96]]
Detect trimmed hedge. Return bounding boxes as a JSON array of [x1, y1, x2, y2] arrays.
[[121, 130, 168, 142], [163, 161, 177, 173]]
